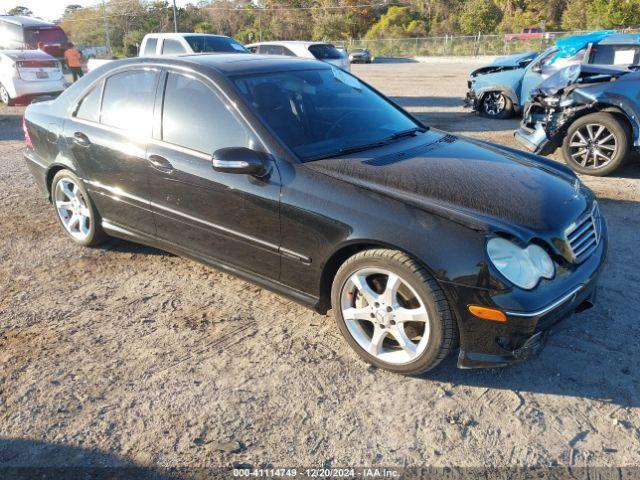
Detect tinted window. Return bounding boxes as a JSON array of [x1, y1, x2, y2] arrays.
[[185, 35, 248, 53], [234, 67, 419, 161], [308, 44, 342, 60], [24, 27, 68, 45], [162, 39, 186, 54], [591, 45, 640, 66], [101, 69, 158, 136], [162, 73, 251, 153], [282, 47, 296, 57], [143, 37, 158, 55], [75, 82, 103, 122], [258, 45, 283, 55]]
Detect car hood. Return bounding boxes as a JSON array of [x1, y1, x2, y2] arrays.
[[304, 130, 592, 243], [470, 51, 536, 77]]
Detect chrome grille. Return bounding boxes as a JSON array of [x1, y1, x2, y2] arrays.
[[565, 203, 601, 264]]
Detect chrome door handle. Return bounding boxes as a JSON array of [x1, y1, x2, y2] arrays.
[[73, 131, 91, 147], [148, 154, 174, 173]]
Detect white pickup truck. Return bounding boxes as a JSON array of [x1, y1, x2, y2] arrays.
[[87, 33, 249, 71]]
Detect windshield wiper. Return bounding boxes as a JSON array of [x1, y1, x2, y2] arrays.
[[304, 126, 428, 162]]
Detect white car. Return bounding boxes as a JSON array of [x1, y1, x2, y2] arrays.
[[139, 33, 248, 56], [87, 33, 249, 72], [0, 50, 65, 105], [246, 41, 350, 71]]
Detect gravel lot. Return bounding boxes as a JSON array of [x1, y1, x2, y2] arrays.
[[1, 62, 640, 475]]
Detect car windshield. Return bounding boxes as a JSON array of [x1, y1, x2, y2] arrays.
[[233, 67, 422, 161], [24, 27, 68, 45], [185, 36, 248, 53]]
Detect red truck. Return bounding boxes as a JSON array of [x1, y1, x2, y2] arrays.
[[504, 28, 554, 41]]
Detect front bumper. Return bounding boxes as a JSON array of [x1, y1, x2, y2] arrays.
[[451, 222, 607, 369], [464, 87, 478, 111], [514, 123, 552, 154]]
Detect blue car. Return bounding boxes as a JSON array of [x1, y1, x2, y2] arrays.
[[516, 63, 640, 176], [465, 31, 640, 118]]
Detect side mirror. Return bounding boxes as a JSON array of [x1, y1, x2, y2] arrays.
[[212, 147, 267, 176]]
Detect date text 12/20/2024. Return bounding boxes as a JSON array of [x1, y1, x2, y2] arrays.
[[233, 468, 400, 478]]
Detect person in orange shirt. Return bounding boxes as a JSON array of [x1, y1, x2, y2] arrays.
[[64, 43, 84, 82]]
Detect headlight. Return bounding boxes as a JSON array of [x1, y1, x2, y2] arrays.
[[487, 237, 555, 290]]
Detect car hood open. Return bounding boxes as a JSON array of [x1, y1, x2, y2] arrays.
[[304, 129, 592, 241]]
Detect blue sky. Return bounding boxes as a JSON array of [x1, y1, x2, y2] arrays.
[[1, 0, 192, 22]]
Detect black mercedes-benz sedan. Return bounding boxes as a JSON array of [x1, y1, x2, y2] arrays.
[[23, 54, 607, 374]]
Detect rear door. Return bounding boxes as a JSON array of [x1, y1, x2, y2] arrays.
[[65, 67, 160, 235], [146, 69, 282, 277]]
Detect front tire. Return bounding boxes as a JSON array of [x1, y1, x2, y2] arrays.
[[51, 170, 106, 247], [562, 112, 630, 176], [331, 249, 457, 375], [480, 91, 513, 119]]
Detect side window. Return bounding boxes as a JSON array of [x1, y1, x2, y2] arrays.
[[142, 37, 158, 56], [75, 81, 103, 122], [259, 45, 282, 55], [282, 47, 296, 57], [161, 72, 251, 154], [101, 69, 158, 136], [162, 39, 186, 55], [248, 46, 258, 53]]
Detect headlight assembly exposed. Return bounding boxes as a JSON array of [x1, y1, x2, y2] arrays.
[[487, 237, 555, 290]]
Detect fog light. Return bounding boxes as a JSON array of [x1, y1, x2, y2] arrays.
[[468, 305, 507, 322]]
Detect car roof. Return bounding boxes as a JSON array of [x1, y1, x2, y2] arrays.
[[246, 41, 333, 47], [0, 15, 59, 28], [144, 33, 230, 39], [597, 33, 640, 45], [0, 49, 58, 61], [105, 53, 329, 76]]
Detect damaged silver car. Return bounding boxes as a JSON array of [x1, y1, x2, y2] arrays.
[[515, 63, 640, 176]]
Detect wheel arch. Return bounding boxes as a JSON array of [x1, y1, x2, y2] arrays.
[[562, 105, 635, 144], [316, 239, 448, 315], [45, 160, 79, 201]]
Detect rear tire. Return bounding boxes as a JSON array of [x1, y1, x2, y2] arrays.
[[331, 248, 458, 375], [51, 170, 107, 247], [480, 91, 513, 119], [562, 112, 630, 176], [0, 83, 13, 106]]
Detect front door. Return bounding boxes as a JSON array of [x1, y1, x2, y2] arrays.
[[66, 68, 160, 235], [146, 70, 282, 278]]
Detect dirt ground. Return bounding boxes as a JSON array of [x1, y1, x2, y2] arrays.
[[1, 62, 640, 475]]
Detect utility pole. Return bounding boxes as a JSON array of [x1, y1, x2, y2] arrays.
[[102, 0, 112, 57], [172, 0, 178, 32]]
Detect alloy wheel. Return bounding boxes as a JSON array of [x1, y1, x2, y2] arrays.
[[54, 177, 92, 241], [0, 85, 9, 105], [483, 92, 506, 116], [568, 123, 617, 169], [340, 268, 430, 365]]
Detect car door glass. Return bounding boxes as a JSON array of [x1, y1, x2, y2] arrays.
[[162, 39, 186, 54], [101, 69, 159, 136], [143, 38, 158, 55], [282, 47, 296, 57], [161, 72, 252, 154], [75, 82, 103, 123]]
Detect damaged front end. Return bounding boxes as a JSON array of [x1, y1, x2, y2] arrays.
[[515, 64, 632, 154], [464, 51, 537, 110]]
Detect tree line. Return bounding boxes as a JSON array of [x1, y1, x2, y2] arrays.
[[8, 0, 640, 57]]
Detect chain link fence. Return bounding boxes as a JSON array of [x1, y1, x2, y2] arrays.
[[333, 29, 640, 58]]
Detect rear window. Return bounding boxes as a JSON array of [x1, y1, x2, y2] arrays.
[[24, 27, 68, 45], [591, 45, 640, 66], [143, 37, 158, 55], [308, 44, 342, 60], [185, 35, 248, 53], [162, 39, 186, 55], [17, 60, 59, 68]]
